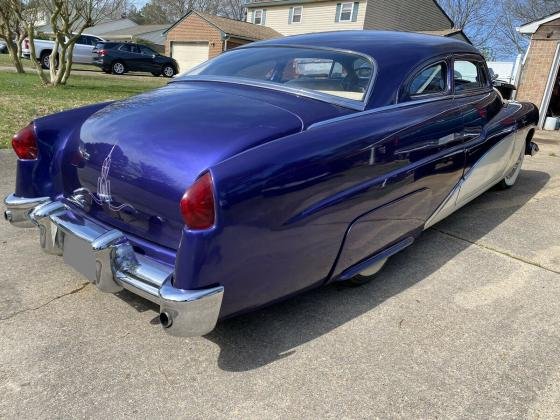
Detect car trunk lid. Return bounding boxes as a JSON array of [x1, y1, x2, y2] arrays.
[[63, 82, 326, 249]]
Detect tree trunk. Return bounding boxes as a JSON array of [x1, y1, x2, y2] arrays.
[[5, 43, 24, 73], [26, 25, 49, 85], [4, 36, 25, 73]]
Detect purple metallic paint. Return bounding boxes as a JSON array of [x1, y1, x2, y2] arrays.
[[9, 31, 539, 320]]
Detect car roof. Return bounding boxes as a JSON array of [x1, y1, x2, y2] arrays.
[[247, 31, 481, 107], [249, 30, 479, 59]]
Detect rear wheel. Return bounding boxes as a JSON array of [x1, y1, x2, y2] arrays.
[[112, 61, 125, 75], [162, 64, 175, 78], [343, 258, 388, 287], [40, 51, 58, 70], [498, 145, 524, 189]]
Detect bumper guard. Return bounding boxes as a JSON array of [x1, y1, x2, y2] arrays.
[[3, 193, 223, 337]]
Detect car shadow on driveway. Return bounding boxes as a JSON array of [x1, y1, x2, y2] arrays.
[[200, 169, 550, 372]]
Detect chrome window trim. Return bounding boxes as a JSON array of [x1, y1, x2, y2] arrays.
[[401, 59, 451, 102], [452, 54, 490, 94], [174, 44, 378, 111]]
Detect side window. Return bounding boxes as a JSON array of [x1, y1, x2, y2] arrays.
[[77, 35, 87, 45], [119, 44, 131, 52], [139, 46, 154, 55], [408, 62, 447, 97], [130, 45, 141, 54], [454, 60, 486, 92]]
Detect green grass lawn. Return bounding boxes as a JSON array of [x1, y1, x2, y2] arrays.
[[0, 53, 95, 71], [0, 67, 166, 148]]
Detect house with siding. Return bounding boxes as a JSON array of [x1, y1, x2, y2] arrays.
[[163, 1, 470, 74], [244, 0, 470, 43]]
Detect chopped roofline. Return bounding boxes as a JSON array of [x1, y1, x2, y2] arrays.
[[242, 30, 480, 59]]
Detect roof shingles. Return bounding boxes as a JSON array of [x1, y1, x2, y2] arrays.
[[169, 11, 281, 41]]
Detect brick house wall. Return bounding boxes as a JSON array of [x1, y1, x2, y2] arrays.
[[165, 14, 224, 59], [517, 20, 560, 108], [226, 37, 252, 50]]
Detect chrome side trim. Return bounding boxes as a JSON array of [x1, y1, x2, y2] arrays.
[[425, 127, 526, 229], [3, 194, 51, 228], [308, 92, 492, 130], [4, 196, 224, 337]]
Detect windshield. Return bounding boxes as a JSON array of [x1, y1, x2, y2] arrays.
[[181, 46, 374, 103]]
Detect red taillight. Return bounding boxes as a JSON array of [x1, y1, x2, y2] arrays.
[[24, 39, 29, 49], [98, 49, 107, 57], [180, 173, 215, 230], [12, 124, 38, 160]]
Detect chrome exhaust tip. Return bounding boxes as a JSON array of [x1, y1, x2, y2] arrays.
[[159, 311, 173, 328]]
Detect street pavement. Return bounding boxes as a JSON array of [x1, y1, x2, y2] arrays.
[[0, 135, 559, 418]]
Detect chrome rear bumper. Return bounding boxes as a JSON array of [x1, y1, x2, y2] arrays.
[[3, 193, 223, 337]]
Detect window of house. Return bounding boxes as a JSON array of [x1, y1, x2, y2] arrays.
[[339, 2, 354, 22], [291, 6, 303, 23], [254, 9, 263, 25], [409, 63, 447, 97], [454, 60, 487, 92]]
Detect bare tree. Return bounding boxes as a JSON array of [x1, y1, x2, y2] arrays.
[[0, 0, 28, 73], [495, 0, 560, 57], [28, 0, 125, 86], [131, 0, 245, 24], [439, 0, 497, 56]]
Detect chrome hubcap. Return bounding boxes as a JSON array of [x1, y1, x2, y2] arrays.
[[43, 56, 50, 68], [164, 66, 173, 76], [114, 63, 124, 73]]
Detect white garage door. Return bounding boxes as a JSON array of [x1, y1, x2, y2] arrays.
[[171, 42, 209, 74]]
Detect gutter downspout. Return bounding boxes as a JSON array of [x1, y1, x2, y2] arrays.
[[222, 33, 230, 52]]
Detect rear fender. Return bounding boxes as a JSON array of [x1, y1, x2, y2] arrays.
[[14, 102, 112, 198], [174, 99, 466, 318]]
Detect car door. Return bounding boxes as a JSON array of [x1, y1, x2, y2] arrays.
[[117, 44, 139, 71], [332, 58, 467, 276], [452, 55, 508, 204], [73, 35, 95, 64], [138, 45, 159, 72]]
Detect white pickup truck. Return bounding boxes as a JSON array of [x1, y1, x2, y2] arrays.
[[22, 34, 105, 69]]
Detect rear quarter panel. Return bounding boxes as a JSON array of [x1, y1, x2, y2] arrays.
[[174, 99, 468, 317]]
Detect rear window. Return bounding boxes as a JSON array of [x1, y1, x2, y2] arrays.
[[182, 46, 374, 102]]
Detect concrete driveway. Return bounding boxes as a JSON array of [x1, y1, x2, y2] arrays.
[[1, 139, 559, 418]]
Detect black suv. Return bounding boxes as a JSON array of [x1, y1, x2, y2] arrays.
[[93, 42, 178, 77]]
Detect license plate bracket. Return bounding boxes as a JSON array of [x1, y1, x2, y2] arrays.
[[63, 233, 97, 282]]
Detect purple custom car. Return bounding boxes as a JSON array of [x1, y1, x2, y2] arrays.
[[4, 31, 539, 336]]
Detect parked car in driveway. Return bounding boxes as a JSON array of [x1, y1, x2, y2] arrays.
[[22, 34, 105, 69], [3, 31, 539, 337], [92, 42, 177, 77], [0, 40, 7, 54]]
